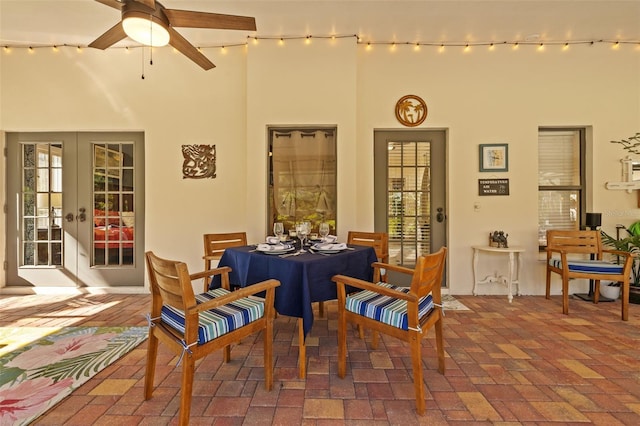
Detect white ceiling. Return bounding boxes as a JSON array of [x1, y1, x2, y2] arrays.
[[1, 0, 639, 48]]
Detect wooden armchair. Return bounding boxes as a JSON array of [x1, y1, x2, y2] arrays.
[[545, 230, 633, 320], [144, 251, 279, 426], [332, 247, 447, 415], [203, 232, 248, 270], [347, 231, 389, 279]]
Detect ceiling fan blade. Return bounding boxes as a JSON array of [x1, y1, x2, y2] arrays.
[[164, 9, 257, 31], [89, 22, 127, 49], [168, 27, 215, 70], [95, 0, 124, 11]]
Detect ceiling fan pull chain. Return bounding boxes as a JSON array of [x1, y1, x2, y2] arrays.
[[149, 15, 154, 66], [141, 46, 145, 80]]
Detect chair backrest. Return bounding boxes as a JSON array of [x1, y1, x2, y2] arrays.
[[203, 232, 248, 266], [546, 230, 602, 258], [347, 231, 389, 262], [146, 251, 196, 315], [409, 246, 447, 301]]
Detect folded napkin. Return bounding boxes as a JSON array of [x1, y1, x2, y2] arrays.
[[266, 236, 280, 244], [313, 242, 347, 251], [257, 243, 288, 251], [323, 235, 338, 243]]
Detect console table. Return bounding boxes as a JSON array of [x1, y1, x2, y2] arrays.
[[472, 245, 525, 303]]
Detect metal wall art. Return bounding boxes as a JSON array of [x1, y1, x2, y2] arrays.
[[395, 94, 428, 127], [182, 144, 216, 179]]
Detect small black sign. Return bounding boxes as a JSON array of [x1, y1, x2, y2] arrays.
[[478, 178, 509, 196]]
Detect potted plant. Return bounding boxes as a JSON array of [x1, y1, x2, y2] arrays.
[[601, 225, 640, 304]]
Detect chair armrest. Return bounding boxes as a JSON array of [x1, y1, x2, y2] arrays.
[[190, 266, 232, 292], [371, 261, 414, 275], [332, 274, 416, 302], [602, 249, 633, 259], [545, 247, 567, 255], [189, 266, 232, 281], [191, 279, 281, 313]]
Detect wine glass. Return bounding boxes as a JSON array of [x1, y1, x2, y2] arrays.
[[318, 222, 330, 241], [296, 222, 309, 252], [273, 222, 284, 241]]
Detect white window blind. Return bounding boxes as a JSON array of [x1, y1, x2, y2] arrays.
[[538, 130, 582, 246]]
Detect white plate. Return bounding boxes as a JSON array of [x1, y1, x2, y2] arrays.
[[257, 244, 295, 255], [312, 243, 346, 253]]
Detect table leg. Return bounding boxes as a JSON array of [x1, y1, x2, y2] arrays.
[[472, 249, 479, 296], [516, 251, 522, 296], [298, 318, 306, 379], [507, 252, 515, 303]]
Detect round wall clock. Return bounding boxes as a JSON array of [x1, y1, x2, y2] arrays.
[[395, 95, 428, 127]]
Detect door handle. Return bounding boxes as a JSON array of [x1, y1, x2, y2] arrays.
[[436, 207, 446, 223], [76, 207, 86, 222], [65, 213, 74, 222]]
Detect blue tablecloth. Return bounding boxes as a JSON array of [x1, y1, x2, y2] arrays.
[[210, 245, 377, 337]]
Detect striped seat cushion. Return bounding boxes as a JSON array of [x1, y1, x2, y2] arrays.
[[345, 282, 434, 330], [161, 288, 265, 345], [549, 259, 624, 275]]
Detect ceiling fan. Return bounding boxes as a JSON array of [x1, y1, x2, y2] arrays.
[[89, 0, 257, 70]]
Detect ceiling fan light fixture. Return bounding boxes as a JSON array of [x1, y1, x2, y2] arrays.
[[123, 16, 170, 46]]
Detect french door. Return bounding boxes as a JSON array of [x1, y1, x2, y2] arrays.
[[374, 129, 447, 285], [5, 132, 145, 288]]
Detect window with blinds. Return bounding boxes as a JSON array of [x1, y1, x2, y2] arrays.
[[538, 129, 585, 248]]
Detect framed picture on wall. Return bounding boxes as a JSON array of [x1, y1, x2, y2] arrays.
[[479, 143, 508, 172]]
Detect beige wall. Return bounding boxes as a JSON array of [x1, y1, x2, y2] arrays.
[[1, 40, 639, 296]]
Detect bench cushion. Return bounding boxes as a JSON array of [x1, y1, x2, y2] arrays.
[[549, 259, 624, 275], [345, 282, 433, 330], [161, 288, 265, 344]]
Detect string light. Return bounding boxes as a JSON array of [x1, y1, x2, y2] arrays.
[[1, 36, 637, 57]]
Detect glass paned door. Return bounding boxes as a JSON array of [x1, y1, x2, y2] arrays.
[[92, 143, 135, 266], [387, 142, 432, 265], [6, 132, 145, 288], [21, 143, 64, 267], [374, 130, 447, 286]]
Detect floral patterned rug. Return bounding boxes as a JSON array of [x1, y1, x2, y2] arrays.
[[0, 326, 147, 426]]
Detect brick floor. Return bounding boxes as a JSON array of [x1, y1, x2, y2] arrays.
[[1, 293, 639, 424]]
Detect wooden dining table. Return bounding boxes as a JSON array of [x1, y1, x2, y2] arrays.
[[210, 243, 377, 378]]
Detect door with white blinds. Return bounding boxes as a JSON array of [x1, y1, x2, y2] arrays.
[[374, 130, 447, 286], [538, 128, 585, 247]]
